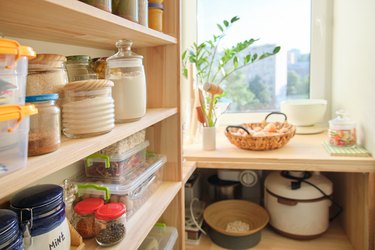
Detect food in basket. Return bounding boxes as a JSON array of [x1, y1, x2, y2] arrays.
[[225, 112, 296, 151]]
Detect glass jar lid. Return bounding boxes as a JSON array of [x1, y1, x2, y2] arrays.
[[66, 55, 91, 63], [107, 39, 143, 61], [74, 198, 104, 215], [26, 93, 59, 102], [329, 110, 355, 129], [95, 203, 126, 221]]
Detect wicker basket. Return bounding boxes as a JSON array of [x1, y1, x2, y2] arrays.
[[225, 112, 296, 151]]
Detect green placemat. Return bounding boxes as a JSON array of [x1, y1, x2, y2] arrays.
[[323, 142, 371, 157]]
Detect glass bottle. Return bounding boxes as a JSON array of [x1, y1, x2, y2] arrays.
[[106, 39, 146, 123], [25, 93, 61, 156], [328, 110, 356, 147]]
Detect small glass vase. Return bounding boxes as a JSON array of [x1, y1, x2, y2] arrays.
[[202, 126, 216, 151]]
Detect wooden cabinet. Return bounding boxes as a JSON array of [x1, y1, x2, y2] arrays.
[[184, 129, 375, 250], [0, 1, 184, 249]]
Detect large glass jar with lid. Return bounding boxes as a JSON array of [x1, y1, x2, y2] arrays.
[[106, 39, 146, 123]]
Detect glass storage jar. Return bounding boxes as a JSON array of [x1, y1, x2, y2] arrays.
[[148, 3, 163, 32], [79, 0, 112, 12], [65, 55, 98, 82], [10, 184, 71, 250], [95, 203, 126, 246], [91, 57, 107, 79], [25, 94, 60, 156], [62, 179, 77, 222], [328, 110, 356, 147], [62, 79, 115, 138], [138, 0, 148, 26], [106, 39, 146, 123], [72, 198, 104, 239], [113, 0, 139, 22], [0, 209, 23, 250], [26, 54, 68, 107]]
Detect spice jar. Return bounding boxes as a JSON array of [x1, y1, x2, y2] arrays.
[[148, 3, 163, 32], [91, 57, 107, 79], [0, 209, 23, 250], [106, 39, 146, 123], [27, 54, 68, 107], [10, 184, 71, 250], [113, 0, 139, 22], [26, 94, 60, 156], [65, 55, 98, 82], [138, 0, 148, 26], [72, 198, 104, 239], [62, 79, 115, 138], [95, 203, 126, 246], [328, 110, 356, 147], [62, 179, 77, 222], [79, 0, 112, 12]]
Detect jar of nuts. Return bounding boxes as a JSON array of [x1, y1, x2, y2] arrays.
[[72, 198, 104, 239], [95, 203, 126, 246]]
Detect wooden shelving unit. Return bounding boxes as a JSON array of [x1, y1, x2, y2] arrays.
[[0, 0, 183, 249]]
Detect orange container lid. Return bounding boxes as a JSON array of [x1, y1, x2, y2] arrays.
[[0, 104, 38, 132], [0, 38, 36, 59]]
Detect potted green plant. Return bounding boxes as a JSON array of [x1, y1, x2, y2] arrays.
[[182, 16, 281, 128]]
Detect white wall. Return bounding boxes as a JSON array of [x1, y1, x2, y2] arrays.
[[332, 0, 375, 154]]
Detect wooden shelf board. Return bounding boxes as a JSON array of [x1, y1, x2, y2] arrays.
[[184, 128, 375, 173], [0, 108, 177, 202], [80, 181, 181, 250], [0, 0, 177, 50], [183, 161, 197, 185], [186, 222, 353, 250]]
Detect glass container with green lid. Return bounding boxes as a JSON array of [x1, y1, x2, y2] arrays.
[[106, 39, 146, 123], [66, 55, 98, 82], [328, 110, 356, 147]]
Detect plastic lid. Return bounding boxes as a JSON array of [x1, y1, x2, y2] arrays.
[[95, 203, 126, 220], [74, 198, 104, 215], [140, 224, 178, 250], [0, 104, 38, 132], [66, 55, 91, 63], [26, 93, 59, 102], [265, 171, 332, 200], [10, 185, 64, 217], [0, 209, 19, 246], [0, 38, 36, 58], [148, 3, 164, 9]]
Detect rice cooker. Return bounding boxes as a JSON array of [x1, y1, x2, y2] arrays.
[[264, 171, 332, 239]]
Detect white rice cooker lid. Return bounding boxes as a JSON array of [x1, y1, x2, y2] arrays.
[[265, 171, 333, 200]]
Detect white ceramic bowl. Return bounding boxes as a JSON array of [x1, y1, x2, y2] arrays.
[[280, 99, 327, 126]]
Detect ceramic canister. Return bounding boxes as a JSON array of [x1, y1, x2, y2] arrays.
[[10, 184, 71, 250], [0, 209, 23, 250]]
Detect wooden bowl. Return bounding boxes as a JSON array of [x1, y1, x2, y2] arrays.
[[203, 200, 269, 249]]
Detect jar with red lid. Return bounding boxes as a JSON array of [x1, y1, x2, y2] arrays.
[[95, 203, 126, 246], [72, 198, 104, 239]]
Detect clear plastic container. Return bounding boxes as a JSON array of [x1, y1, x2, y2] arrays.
[[62, 79, 115, 138], [26, 94, 60, 156], [113, 0, 139, 22], [72, 198, 104, 239], [76, 154, 166, 218], [95, 203, 126, 246], [0, 104, 37, 177], [27, 54, 68, 107], [148, 3, 163, 32], [106, 39, 146, 123], [85, 140, 149, 180], [66, 55, 98, 82], [139, 224, 178, 250], [328, 110, 356, 147], [0, 38, 36, 105]]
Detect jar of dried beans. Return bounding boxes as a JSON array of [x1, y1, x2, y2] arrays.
[[26, 94, 61, 156], [95, 203, 126, 246]]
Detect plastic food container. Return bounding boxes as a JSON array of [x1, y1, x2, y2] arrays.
[[75, 154, 166, 218], [0, 38, 36, 105], [10, 184, 71, 250], [85, 140, 149, 180], [62, 79, 115, 138], [148, 3, 163, 32], [139, 224, 178, 250], [95, 203, 126, 246], [26, 94, 61, 156], [100, 129, 146, 156], [65, 55, 98, 82], [0, 209, 23, 250], [0, 104, 37, 177], [79, 0, 112, 12], [106, 39, 146, 123], [27, 54, 68, 107], [328, 110, 356, 147], [72, 197, 105, 239]]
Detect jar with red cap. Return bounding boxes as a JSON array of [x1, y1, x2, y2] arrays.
[[95, 203, 126, 246], [72, 198, 104, 239]]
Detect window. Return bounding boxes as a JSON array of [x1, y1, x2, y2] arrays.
[[196, 0, 331, 122]]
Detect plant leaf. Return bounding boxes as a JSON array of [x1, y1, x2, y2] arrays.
[[233, 56, 238, 68], [273, 46, 281, 54], [217, 24, 224, 32], [224, 20, 229, 27], [231, 16, 240, 23]]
